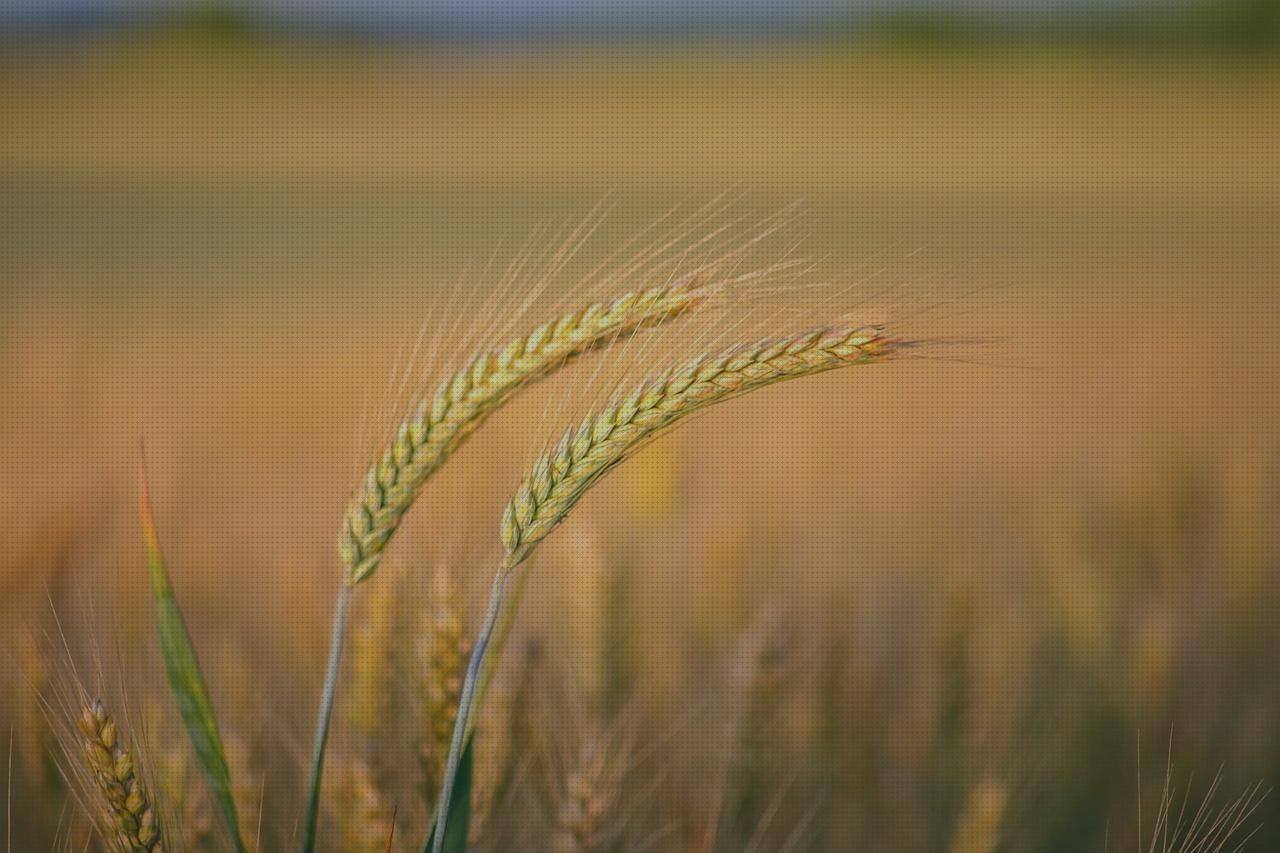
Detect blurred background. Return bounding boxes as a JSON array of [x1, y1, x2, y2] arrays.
[[2, 1, 1279, 850]]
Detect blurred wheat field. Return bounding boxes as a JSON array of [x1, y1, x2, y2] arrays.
[[2, 44, 1280, 850]]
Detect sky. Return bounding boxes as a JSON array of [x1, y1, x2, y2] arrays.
[[0, 0, 1138, 35]]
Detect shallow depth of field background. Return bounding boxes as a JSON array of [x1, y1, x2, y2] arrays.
[[2, 2, 1280, 850]]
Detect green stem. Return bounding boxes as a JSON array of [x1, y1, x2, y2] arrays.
[[302, 582, 352, 853]]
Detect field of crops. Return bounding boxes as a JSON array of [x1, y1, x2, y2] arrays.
[[2, 43, 1279, 850]]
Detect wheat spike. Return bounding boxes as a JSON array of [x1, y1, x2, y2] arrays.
[[347, 576, 401, 742], [327, 754, 396, 853], [418, 563, 471, 810], [76, 700, 165, 853], [340, 278, 707, 585], [501, 325, 901, 570], [948, 779, 1007, 853], [550, 730, 626, 853]]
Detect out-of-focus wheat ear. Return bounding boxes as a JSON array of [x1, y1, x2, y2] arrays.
[[18, 633, 64, 806], [340, 277, 708, 586], [948, 779, 1007, 853], [347, 576, 401, 746], [326, 754, 397, 853], [727, 613, 785, 849], [549, 730, 627, 853], [139, 453, 247, 853], [471, 638, 543, 851], [417, 563, 471, 813], [432, 325, 908, 853], [76, 699, 165, 852], [156, 748, 218, 853]]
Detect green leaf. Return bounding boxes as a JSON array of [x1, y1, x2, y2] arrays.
[[423, 735, 474, 853], [140, 456, 247, 853]]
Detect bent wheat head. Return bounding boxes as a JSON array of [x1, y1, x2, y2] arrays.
[[501, 325, 901, 569], [340, 278, 707, 585]]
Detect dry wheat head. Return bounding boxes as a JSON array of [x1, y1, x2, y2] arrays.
[[77, 699, 165, 853]]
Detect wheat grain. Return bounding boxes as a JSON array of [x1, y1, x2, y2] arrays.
[[339, 278, 707, 585], [76, 699, 165, 853]]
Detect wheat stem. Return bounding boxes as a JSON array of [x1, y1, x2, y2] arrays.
[[302, 583, 351, 853]]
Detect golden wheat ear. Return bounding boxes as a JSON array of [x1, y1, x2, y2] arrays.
[[417, 563, 471, 813], [77, 699, 165, 852]]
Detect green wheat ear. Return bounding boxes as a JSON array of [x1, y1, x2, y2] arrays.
[[140, 452, 247, 853], [340, 278, 708, 585]]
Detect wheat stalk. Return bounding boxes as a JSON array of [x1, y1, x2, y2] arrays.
[[340, 278, 707, 586], [432, 324, 905, 851], [77, 699, 165, 853]]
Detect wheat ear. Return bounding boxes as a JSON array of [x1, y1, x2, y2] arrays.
[[327, 754, 397, 853], [346, 577, 401, 743], [550, 731, 626, 853], [156, 747, 217, 853], [77, 700, 165, 853], [503, 325, 900, 570], [418, 563, 470, 812], [340, 278, 707, 585], [432, 324, 904, 852]]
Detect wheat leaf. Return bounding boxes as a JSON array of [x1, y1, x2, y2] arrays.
[[140, 453, 248, 853], [422, 735, 473, 853]]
